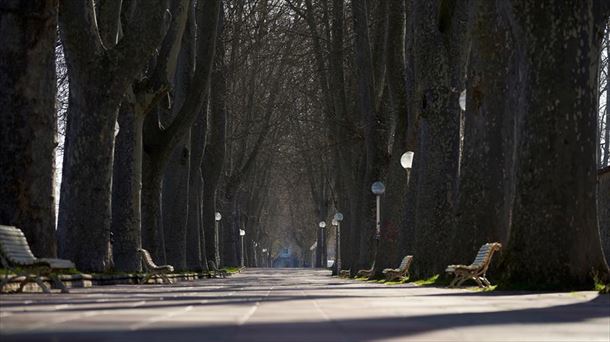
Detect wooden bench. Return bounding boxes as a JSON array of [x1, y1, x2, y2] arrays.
[[339, 269, 351, 278], [0, 225, 75, 293], [137, 248, 174, 284], [356, 261, 375, 278], [445, 242, 502, 287], [207, 261, 228, 278], [382, 255, 414, 282]]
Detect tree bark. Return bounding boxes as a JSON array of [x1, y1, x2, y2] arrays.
[[57, 0, 169, 271], [452, 0, 517, 264], [410, 0, 468, 278], [202, 23, 227, 265], [185, 112, 207, 271], [500, 0, 610, 289], [0, 0, 58, 258]]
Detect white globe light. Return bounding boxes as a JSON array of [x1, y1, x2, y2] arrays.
[[332, 218, 338, 226], [459, 89, 467, 111], [215, 212, 222, 221], [319, 221, 326, 228], [371, 181, 385, 195], [334, 212, 344, 221], [400, 151, 414, 169], [239, 229, 246, 236]]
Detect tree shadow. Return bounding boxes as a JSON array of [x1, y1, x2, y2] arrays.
[[2, 294, 608, 342]]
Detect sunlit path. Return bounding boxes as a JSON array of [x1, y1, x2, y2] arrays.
[[1, 269, 608, 342]]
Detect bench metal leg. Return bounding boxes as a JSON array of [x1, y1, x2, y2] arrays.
[[160, 274, 171, 284], [50, 274, 70, 293], [33, 276, 51, 293], [141, 273, 152, 285]]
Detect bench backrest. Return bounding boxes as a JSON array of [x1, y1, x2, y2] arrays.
[[0, 225, 37, 266], [398, 255, 414, 273], [137, 248, 158, 270], [470, 242, 502, 269]]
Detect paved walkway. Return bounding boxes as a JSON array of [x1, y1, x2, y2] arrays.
[[1, 268, 608, 341]]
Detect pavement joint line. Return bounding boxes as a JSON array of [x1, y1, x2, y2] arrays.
[[237, 286, 272, 326], [129, 305, 194, 331]]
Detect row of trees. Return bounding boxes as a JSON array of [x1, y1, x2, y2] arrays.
[[1, 0, 609, 290], [287, 0, 610, 290]]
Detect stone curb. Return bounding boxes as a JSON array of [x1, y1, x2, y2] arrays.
[[0, 272, 207, 293]]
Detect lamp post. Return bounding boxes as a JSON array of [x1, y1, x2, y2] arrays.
[[239, 229, 246, 267], [333, 212, 344, 274], [214, 212, 222, 266], [319, 221, 326, 267], [253, 241, 258, 267], [262, 248, 268, 268], [371, 181, 385, 241], [400, 151, 415, 184]]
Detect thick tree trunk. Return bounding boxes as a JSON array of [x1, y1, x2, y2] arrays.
[[0, 0, 58, 258], [500, 0, 609, 289], [452, 1, 517, 264], [162, 138, 190, 270], [202, 19, 227, 266], [111, 103, 144, 272], [57, 1, 169, 272], [141, 153, 166, 263], [410, 0, 468, 278], [373, 0, 409, 277], [186, 111, 207, 271]]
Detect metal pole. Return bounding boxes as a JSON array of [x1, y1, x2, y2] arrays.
[[240, 235, 244, 267], [214, 221, 220, 266], [321, 230, 325, 268], [337, 222, 341, 272], [376, 195, 381, 239]]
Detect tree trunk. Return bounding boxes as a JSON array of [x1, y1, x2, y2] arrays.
[[452, 0, 517, 264], [111, 102, 144, 272], [57, 1, 169, 272], [500, 0, 610, 289], [202, 15, 227, 266], [0, 0, 58, 258], [373, 0, 409, 278], [410, 0, 468, 279], [141, 152, 166, 263], [162, 138, 190, 270], [185, 114, 205, 270]]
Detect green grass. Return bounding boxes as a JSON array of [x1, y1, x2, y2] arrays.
[[412, 274, 440, 286], [223, 267, 242, 274]]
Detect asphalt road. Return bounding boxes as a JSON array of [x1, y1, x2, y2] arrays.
[[1, 268, 608, 341]]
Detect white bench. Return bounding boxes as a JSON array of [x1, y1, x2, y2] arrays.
[[137, 248, 174, 284], [0, 225, 75, 293], [382, 255, 414, 281], [446, 242, 502, 287]]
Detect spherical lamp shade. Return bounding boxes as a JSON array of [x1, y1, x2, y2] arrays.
[[319, 221, 326, 228], [400, 151, 414, 169], [459, 89, 467, 111], [334, 212, 344, 222], [332, 218, 338, 226], [239, 229, 246, 236], [215, 212, 222, 221], [371, 181, 385, 195]]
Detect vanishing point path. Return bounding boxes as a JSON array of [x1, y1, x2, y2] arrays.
[[1, 269, 609, 341]]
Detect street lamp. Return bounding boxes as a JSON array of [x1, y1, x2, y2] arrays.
[[239, 229, 246, 267], [371, 181, 385, 240], [333, 212, 344, 274], [400, 151, 415, 184], [214, 212, 222, 265], [319, 221, 326, 268], [459, 89, 467, 111], [262, 248, 268, 268]]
